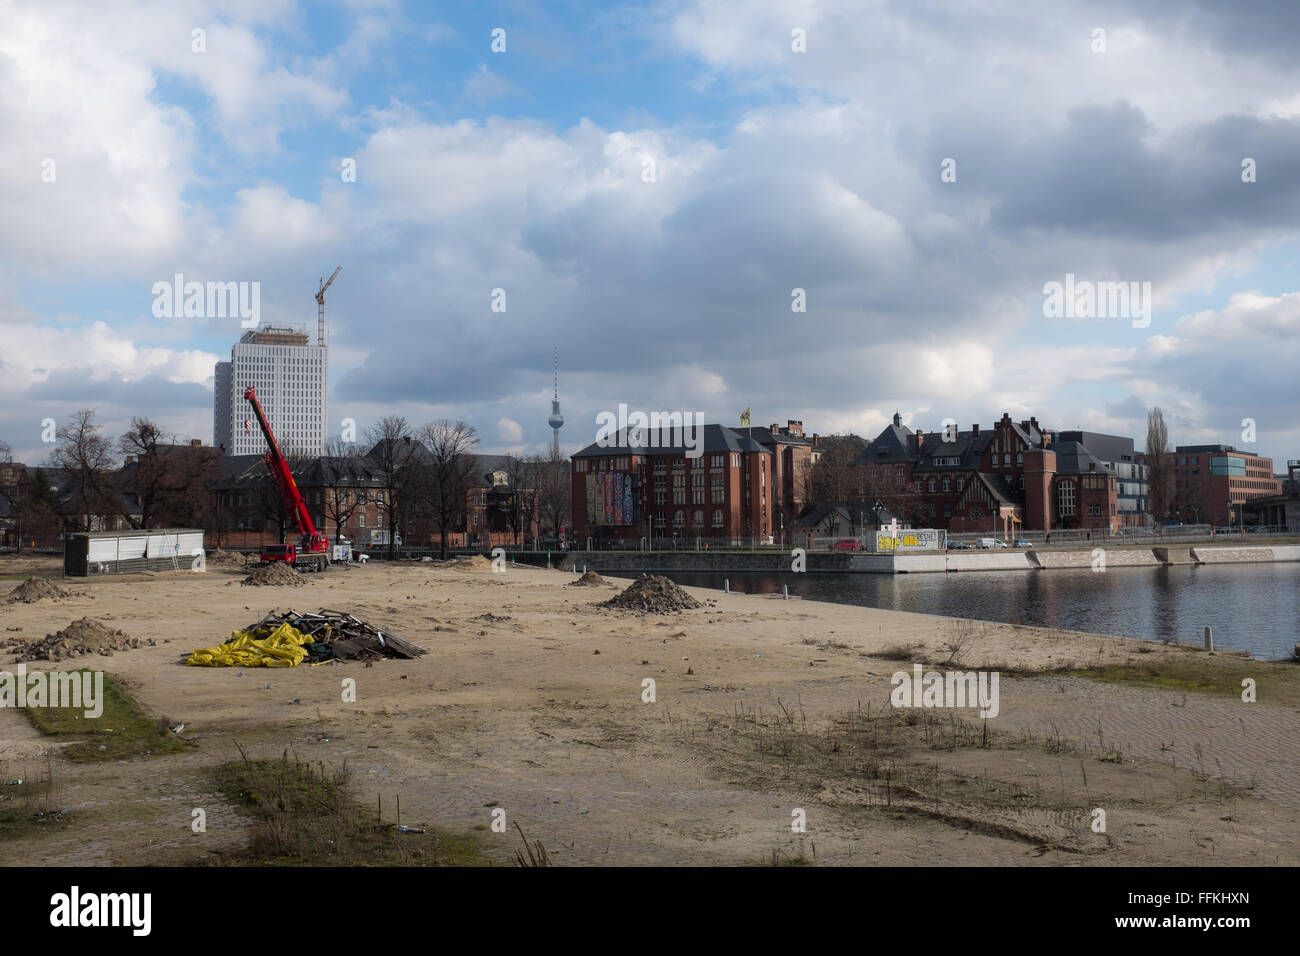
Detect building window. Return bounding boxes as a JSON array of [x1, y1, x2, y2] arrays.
[[1016, 453, 1023, 465], [1003, 453, 1010, 465], [971, 508, 983, 520], [956, 478, 965, 492], [710, 454, 723, 468], [359, 514, 366, 528], [927, 478, 936, 493], [1019, 475, 1025, 491], [693, 510, 703, 527], [1059, 481, 1076, 517], [712, 509, 723, 527], [711, 473, 724, 504], [942, 477, 950, 492], [673, 510, 685, 527]]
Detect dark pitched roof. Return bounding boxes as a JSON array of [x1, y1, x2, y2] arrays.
[[735, 426, 813, 448], [1051, 440, 1111, 476], [572, 424, 767, 458], [854, 419, 916, 465]]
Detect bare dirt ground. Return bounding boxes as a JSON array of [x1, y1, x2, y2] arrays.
[[0, 557, 1296, 866]]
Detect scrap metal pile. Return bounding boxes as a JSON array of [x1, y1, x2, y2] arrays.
[[185, 608, 426, 667]]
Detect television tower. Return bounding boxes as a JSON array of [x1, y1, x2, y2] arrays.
[[547, 346, 564, 458]]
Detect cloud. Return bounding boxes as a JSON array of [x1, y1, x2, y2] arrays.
[[497, 417, 523, 442]]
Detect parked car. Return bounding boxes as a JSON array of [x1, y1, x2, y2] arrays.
[[1014, 538, 1032, 548], [976, 537, 1009, 549], [948, 541, 971, 551]]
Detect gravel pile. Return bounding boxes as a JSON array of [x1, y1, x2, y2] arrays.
[[241, 562, 306, 587], [206, 549, 251, 570], [602, 575, 702, 613], [3, 617, 165, 662], [3, 577, 73, 604], [449, 555, 494, 572], [567, 570, 607, 587]]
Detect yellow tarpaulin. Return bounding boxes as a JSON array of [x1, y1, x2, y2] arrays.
[[186, 622, 314, 667]]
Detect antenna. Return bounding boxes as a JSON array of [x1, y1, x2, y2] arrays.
[[548, 346, 564, 457]]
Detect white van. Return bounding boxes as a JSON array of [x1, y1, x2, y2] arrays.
[[976, 537, 1009, 549]]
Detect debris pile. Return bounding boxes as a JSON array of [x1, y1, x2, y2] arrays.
[[448, 555, 494, 572], [206, 549, 251, 570], [3, 577, 73, 604], [186, 608, 426, 667], [602, 575, 702, 614], [241, 562, 306, 587], [567, 570, 607, 587], [4, 618, 164, 662]]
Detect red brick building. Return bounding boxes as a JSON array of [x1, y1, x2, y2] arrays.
[[571, 425, 773, 546], [736, 420, 818, 541], [854, 412, 1122, 536]]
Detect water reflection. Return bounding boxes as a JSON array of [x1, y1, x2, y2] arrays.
[[660, 563, 1300, 660]]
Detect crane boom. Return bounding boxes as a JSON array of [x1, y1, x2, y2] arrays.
[[244, 385, 328, 565]]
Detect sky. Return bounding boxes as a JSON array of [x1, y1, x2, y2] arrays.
[[2, 0, 1298, 468]]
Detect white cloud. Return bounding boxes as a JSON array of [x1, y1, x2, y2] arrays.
[[497, 417, 524, 442]]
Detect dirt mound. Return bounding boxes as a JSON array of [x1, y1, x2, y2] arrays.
[[449, 555, 494, 572], [206, 548, 250, 570], [241, 562, 306, 587], [4, 617, 165, 662], [567, 570, 607, 587], [3, 577, 72, 604], [602, 574, 701, 613]]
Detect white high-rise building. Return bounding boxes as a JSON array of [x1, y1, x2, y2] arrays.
[[214, 325, 327, 456]]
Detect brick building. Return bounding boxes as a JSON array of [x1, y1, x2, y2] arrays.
[[1145, 444, 1284, 526], [735, 420, 818, 540], [853, 412, 1123, 536], [571, 425, 773, 546]]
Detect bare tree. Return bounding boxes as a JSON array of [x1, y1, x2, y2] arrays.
[[805, 433, 866, 508], [417, 420, 480, 559], [1144, 407, 1173, 526], [119, 418, 219, 529], [364, 416, 412, 557], [532, 448, 571, 542], [859, 461, 920, 522], [500, 455, 540, 547], [319, 437, 368, 543], [48, 409, 117, 532]]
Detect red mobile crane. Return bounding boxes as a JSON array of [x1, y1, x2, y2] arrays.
[[244, 385, 330, 572]]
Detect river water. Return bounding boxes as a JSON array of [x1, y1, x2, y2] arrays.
[[659, 563, 1300, 661]]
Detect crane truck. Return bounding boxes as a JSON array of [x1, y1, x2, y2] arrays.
[[244, 385, 331, 573]]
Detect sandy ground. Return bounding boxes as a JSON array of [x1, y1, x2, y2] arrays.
[[0, 553, 1297, 866]]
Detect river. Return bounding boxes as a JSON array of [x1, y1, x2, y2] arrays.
[[658, 562, 1300, 660]]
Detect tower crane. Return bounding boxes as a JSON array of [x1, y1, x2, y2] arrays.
[[316, 265, 341, 346]]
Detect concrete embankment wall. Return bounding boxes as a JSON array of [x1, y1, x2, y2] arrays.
[[554, 543, 1300, 576], [1031, 549, 1160, 569], [1191, 544, 1300, 564]]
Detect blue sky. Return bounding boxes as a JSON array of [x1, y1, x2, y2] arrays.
[[2, 0, 1298, 467]]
